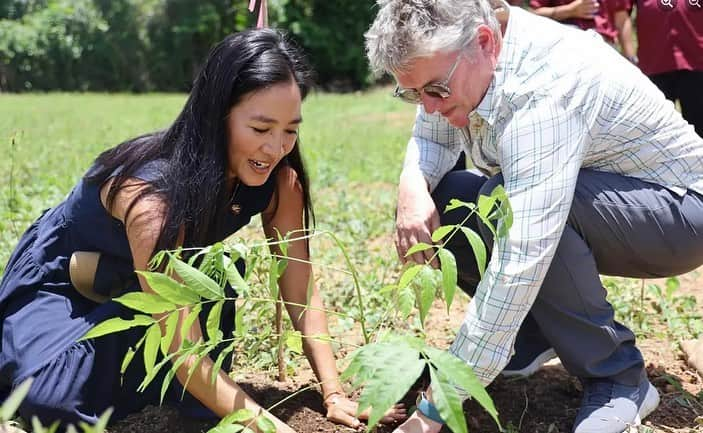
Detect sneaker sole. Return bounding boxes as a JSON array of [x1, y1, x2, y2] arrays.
[[501, 348, 558, 378], [633, 382, 660, 425]]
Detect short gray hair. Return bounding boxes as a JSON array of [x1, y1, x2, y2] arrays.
[[365, 0, 501, 75]]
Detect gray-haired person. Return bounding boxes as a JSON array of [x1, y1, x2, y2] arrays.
[[365, 1, 703, 432]]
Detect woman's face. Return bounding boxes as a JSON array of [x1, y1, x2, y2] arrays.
[[226, 79, 302, 186]]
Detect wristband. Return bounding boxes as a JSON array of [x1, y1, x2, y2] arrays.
[[416, 392, 445, 424]]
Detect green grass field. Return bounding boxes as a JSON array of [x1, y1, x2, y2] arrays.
[[0, 89, 416, 273]]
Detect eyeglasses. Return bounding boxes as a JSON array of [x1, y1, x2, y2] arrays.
[[393, 52, 463, 104]]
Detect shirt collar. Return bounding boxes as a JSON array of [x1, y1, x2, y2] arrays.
[[474, 4, 520, 126]]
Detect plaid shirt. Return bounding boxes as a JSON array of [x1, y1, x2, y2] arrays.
[[404, 6, 703, 385]]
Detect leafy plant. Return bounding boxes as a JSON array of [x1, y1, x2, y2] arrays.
[[604, 276, 702, 343], [342, 185, 511, 433], [0, 378, 113, 433], [79, 183, 510, 433]]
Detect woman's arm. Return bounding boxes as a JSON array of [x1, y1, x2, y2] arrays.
[[613, 9, 637, 63], [262, 169, 347, 401], [262, 168, 406, 428], [532, 0, 599, 20], [106, 178, 296, 433]]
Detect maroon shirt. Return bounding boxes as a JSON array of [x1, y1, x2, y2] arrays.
[[529, 0, 631, 43], [635, 0, 703, 75]]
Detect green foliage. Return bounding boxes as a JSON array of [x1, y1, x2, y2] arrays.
[[0, 377, 113, 433], [604, 276, 702, 343], [389, 186, 511, 330], [339, 190, 510, 433], [341, 337, 501, 433], [0, 378, 32, 423], [0, 1, 382, 91], [76, 185, 510, 433], [273, 0, 377, 90], [0, 0, 109, 91], [0, 0, 251, 91]]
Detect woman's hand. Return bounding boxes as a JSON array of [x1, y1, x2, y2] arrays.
[[324, 393, 407, 428], [567, 0, 599, 19]]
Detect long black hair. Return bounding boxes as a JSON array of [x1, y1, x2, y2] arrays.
[[86, 28, 315, 256]]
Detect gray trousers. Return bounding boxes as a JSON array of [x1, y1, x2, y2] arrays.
[[433, 168, 703, 386]]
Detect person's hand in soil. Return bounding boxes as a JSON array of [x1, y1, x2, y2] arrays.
[[324, 393, 408, 428], [389, 410, 443, 433]]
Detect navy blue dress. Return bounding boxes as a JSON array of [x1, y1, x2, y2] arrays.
[[0, 160, 275, 426]]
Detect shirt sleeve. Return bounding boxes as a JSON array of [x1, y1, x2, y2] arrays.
[[448, 97, 587, 385], [403, 106, 462, 191]]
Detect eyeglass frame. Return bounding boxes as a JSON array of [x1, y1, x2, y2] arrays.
[[392, 51, 464, 105]]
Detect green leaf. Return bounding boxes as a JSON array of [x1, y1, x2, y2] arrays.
[[79, 315, 154, 341], [137, 271, 200, 305], [438, 248, 458, 311], [161, 311, 180, 355], [121, 332, 147, 376], [120, 347, 137, 376], [207, 300, 225, 341], [477, 194, 498, 219], [0, 377, 33, 421], [415, 266, 437, 327], [445, 198, 474, 212], [429, 368, 467, 433], [379, 284, 397, 294], [399, 264, 423, 289], [285, 330, 303, 354], [219, 408, 256, 426], [459, 227, 487, 277], [666, 277, 680, 297], [113, 291, 177, 314], [31, 416, 46, 433], [354, 341, 426, 429], [341, 343, 385, 386], [207, 425, 245, 433], [91, 407, 113, 433], [211, 344, 235, 385], [268, 258, 280, 299], [277, 258, 288, 276], [234, 306, 248, 337], [397, 285, 415, 318], [256, 416, 276, 433], [226, 242, 248, 263], [275, 229, 290, 257], [305, 273, 314, 315], [491, 186, 513, 237], [137, 352, 176, 392], [222, 255, 248, 293], [143, 323, 162, 375], [181, 304, 202, 339], [424, 347, 500, 428], [171, 256, 224, 300], [431, 225, 454, 243], [181, 344, 215, 400], [158, 343, 198, 403], [405, 242, 434, 257]]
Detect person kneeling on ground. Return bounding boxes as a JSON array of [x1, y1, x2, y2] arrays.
[[365, 0, 703, 432], [0, 28, 405, 433]]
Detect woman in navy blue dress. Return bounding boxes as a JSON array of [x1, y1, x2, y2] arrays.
[[0, 29, 404, 432]]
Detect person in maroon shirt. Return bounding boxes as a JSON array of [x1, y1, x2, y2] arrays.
[[529, 0, 637, 61], [636, 0, 703, 137]]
